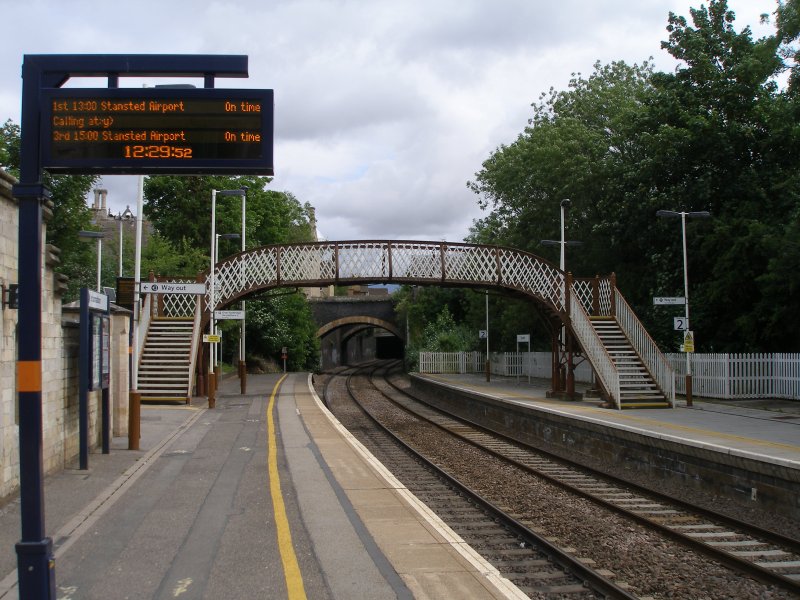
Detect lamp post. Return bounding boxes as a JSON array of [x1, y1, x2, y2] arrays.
[[114, 207, 133, 277], [541, 199, 582, 396], [656, 209, 711, 407], [209, 188, 246, 405], [78, 230, 105, 292], [212, 232, 240, 374]]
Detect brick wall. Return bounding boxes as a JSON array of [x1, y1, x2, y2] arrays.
[[0, 169, 130, 501]]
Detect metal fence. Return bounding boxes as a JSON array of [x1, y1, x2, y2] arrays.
[[419, 351, 800, 400], [666, 353, 800, 400], [419, 351, 593, 382]]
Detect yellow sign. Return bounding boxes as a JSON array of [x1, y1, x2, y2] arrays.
[[203, 334, 221, 343], [683, 330, 694, 353]]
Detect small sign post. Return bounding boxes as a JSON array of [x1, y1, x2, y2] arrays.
[[653, 296, 686, 305], [674, 316, 689, 331], [682, 330, 695, 353], [516, 334, 531, 384], [140, 282, 206, 294]]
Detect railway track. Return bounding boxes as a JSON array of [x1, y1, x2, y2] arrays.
[[322, 361, 636, 599], [361, 362, 800, 596]]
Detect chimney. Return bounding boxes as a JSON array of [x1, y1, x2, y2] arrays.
[[92, 188, 109, 218]]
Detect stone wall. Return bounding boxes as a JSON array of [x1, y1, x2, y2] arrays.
[[0, 169, 130, 501]]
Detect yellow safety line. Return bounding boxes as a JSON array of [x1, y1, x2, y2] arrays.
[[427, 376, 800, 453], [266, 374, 307, 600]]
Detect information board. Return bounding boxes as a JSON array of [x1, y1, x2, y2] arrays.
[[40, 87, 273, 174]]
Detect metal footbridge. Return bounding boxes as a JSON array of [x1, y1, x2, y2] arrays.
[[136, 240, 675, 409]]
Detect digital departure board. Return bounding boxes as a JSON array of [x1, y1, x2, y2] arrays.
[[40, 88, 274, 174]]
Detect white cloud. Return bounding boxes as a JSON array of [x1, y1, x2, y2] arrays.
[[0, 0, 780, 243]]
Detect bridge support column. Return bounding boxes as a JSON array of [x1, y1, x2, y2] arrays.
[[239, 360, 247, 394], [128, 392, 140, 451], [208, 373, 216, 409]]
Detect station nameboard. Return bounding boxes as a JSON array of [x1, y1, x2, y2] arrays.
[[40, 87, 273, 174]]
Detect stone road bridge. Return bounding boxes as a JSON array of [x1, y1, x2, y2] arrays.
[[155, 240, 674, 409]]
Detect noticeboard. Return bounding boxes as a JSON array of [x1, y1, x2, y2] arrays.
[[40, 87, 274, 174], [89, 314, 110, 390], [116, 277, 135, 310]]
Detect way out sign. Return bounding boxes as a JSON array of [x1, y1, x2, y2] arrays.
[[141, 282, 205, 294]]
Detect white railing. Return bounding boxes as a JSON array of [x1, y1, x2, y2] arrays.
[[186, 296, 204, 397], [666, 353, 800, 400], [418, 351, 484, 374], [615, 289, 676, 406], [489, 352, 593, 381], [137, 291, 153, 377], [569, 289, 621, 408], [419, 350, 800, 401]]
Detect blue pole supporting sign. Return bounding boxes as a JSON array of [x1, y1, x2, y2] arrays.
[[13, 53, 270, 600]]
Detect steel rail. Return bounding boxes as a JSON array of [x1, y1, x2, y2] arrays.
[[377, 367, 800, 595], [334, 363, 638, 600]]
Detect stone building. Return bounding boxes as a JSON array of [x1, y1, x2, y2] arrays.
[[0, 170, 130, 502]]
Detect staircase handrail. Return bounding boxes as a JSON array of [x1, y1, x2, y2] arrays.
[[186, 294, 203, 398], [569, 288, 621, 408], [614, 289, 676, 407], [137, 290, 153, 379]]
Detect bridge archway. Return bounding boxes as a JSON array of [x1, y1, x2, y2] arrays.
[[316, 316, 403, 340]]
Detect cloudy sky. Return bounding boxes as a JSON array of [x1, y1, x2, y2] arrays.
[[0, 0, 778, 243]]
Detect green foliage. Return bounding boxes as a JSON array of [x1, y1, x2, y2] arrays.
[[468, 0, 800, 352], [244, 292, 320, 371], [142, 234, 208, 278], [144, 175, 315, 251], [143, 174, 320, 369], [1, 119, 99, 301]]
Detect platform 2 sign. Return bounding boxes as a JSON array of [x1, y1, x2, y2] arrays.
[[40, 87, 274, 175]]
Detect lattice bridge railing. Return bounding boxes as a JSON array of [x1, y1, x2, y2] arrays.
[[207, 240, 569, 315]]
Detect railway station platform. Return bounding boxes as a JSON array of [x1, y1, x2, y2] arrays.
[[411, 373, 800, 520], [0, 373, 527, 600]]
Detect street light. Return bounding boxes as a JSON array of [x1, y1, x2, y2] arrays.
[[540, 200, 583, 396], [114, 206, 134, 277], [78, 230, 104, 292], [656, 209, 711, 407], [540, 199, 583, 272], [209, 188, 247, 404]]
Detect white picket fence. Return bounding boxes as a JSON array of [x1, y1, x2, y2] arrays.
[[666, 353, 800, 400], [419, 351, 593, 382], [418, 351, 485, 374], [419, 351, 800, 400]]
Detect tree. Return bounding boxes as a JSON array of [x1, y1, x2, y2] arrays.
[[468, 0, 800, 352], [1, 119, 99, 301], [144, 173, 320, 368], [143, 175, 315, 250]]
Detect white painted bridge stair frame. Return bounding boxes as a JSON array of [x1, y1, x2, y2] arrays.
[[135, 240, 675, 409], [136, 278, 203, 402]]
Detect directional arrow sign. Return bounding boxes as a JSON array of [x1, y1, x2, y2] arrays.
[[653, 296, 686, 306], [215, 310, 245, 320], [141, 282, 206, 294]]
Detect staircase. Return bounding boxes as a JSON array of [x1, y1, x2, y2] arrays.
[[590, 317, 670, 408], [138, 318, 194, 403]]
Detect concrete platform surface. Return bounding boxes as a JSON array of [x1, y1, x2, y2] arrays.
[[415, 373, 800, 469], [0, 373, 528, 599]]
